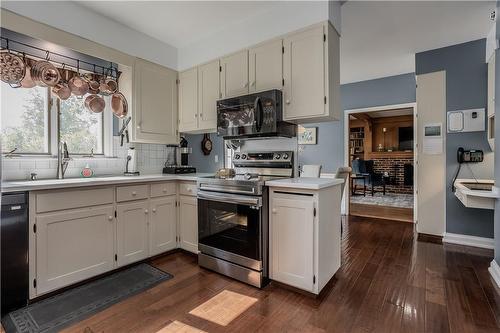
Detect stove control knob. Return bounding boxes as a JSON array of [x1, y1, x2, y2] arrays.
[[282, 153, 289, 160], [274, 154, 281, 160], [234, 154, 240, 160], [241, 154, 247, 159]]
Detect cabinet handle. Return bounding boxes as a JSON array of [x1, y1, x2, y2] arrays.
[[144, 209, 149, 214], [152, 208, 157, 213], [194, 114, 198, 118], [132, 191, 137, 196], [285, 100, 290, 105], [108, 215, 113, 221], [199, 113, 203, 118], [250, 81, 255, 87], [244, 82, 249, 88], [272, 208, 277, 214]]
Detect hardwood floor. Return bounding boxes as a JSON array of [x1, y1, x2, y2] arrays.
[[63, 215, 500, 333], [350, 203, 414, 222]]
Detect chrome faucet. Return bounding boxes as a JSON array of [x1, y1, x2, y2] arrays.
[[57, 141, 71, 179]]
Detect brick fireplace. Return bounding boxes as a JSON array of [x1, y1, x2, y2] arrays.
[[372, 156, 413, 194]]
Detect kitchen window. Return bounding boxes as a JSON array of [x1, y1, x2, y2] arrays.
[[1, 82, 113, 156]]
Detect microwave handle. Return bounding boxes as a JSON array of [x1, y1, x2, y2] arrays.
[[254, 97, 263, 132]]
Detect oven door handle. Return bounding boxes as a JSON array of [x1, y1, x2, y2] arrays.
[[197, 191, 262, 207]]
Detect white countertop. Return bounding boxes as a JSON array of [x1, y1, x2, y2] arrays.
[[1, 173, 214, 193], [265, 177, 344, 190]]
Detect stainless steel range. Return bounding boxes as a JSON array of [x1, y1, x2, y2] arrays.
[[197, 150, 294, 288]]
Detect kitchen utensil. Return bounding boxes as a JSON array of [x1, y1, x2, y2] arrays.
[[111, 92, 128, 118], [84, 73, 100, 94], [99, 77, 118, 95], [0, 50, 26, 87], [118, 116, 131, 147], [20, 62, 36, 88], [202, 133, 213, 155], [31, 60, 59, 87], [52, 81, 71, 100], [84, 94, 105, 113], [68, 72, 89, 96]]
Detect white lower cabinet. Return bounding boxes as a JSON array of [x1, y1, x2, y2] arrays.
[[149, 196, 177, 256], [35, 205, 115, 295], [116, 200, 150, 267], [178, 195, 198, 253], [270, 195, 315, 292]]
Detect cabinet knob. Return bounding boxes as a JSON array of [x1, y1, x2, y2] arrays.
[[272, 208, 277, 214], [199, 113, 203, 118], [162, 188, 167, 192], [137, 125, 141, 129], [250, 81, 255, 87], [132, 191, 137, 196], [108, 215, 113, 221], [244, 82, 249, 88], [152, 208, 157, 213], [144, 209, 149, 214], [194, 114, 198, 118], [285, 100, 290, 105], [187, 188, 192, 192]]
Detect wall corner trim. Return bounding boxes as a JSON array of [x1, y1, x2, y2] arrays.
[[489, 260, 500, 289], [443, 232, 494, 249]]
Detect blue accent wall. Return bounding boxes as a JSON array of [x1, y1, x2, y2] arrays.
[[416, 39, 494, 239], [298, 73, 416, 172], [182, 133, 224, 172]]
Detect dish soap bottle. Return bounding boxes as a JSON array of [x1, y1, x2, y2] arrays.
[[81, 163, 94, 178]]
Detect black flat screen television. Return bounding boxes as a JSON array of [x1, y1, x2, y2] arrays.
[[398, 127, 413, 151]]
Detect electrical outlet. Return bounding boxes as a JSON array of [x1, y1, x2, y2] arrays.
[[214, 155, 219, 163]]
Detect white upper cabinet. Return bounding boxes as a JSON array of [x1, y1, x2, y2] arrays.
[[133, 58, 178, 144], [221, 50, 249, 98], [178, 67, 199, 132], [249, 39, 283, 93], [283, 22, 340, 123], [198, 60, 220, 131]]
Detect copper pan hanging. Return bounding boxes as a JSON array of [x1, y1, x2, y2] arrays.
[[68, 70, 89, 96], [20, 58, 36, 88], [0, 49, 26, 87], [52, 68, 71, 100], [111, 92, 128, 118]]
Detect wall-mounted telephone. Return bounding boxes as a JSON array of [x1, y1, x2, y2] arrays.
[[457, 147, 484, 164], [452, 147, 484, 192]]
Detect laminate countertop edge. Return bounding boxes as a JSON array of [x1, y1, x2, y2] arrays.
[[265, 178, 344, 190], [1, 173, 214, 193]]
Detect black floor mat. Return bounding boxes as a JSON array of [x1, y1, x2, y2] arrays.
[[2, 263, 172, 333]]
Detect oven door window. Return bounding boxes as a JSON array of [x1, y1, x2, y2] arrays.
[[198, 199, 261, 260]]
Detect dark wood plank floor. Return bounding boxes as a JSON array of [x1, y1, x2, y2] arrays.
[[350, 203, 414, 222], [63, 215, 500, 333]]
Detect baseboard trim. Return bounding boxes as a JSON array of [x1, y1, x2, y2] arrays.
[[489, 260, 500, 288], [443, 232, 494, 249], [417, 233, 443, 244]]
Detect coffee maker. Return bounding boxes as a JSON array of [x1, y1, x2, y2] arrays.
[[163, 137, 197, 174]]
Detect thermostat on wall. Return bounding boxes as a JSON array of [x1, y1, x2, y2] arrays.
[[447, 109, 485, 133]]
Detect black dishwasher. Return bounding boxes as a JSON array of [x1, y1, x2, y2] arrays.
[[1, 192, 29, 316]]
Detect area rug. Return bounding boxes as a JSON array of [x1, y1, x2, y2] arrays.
[[2, 263, 172, 333], [350, 193, 414, 209]]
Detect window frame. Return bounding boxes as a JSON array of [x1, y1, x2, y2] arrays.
[[2, 87, 114, 158]]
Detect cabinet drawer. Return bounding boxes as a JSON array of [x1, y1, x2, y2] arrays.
[[116, 184, 149, 202], [36, 187, 114, 213], [179, 182, 197, 196], [151, 182, 176, 197]]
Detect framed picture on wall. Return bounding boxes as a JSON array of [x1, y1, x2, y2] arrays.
[[298, 126, 318, 145]]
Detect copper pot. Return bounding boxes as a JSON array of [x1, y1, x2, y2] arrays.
[[111, 92, 128, 118], [84, 94, 105, 113], [20, 63, 36, 88], [52, 82, 71, 100], [31, 60, 60, 87], [99, 77, 118, 95], [0, 50, 26, 87], [68, 73, 89, 96]]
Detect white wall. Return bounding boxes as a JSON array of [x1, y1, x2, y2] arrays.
[[1, 1, 177, 69], [177, 1, 332, 70]]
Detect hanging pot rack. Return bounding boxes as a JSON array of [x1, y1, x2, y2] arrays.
[[0, 36, 121, 79]]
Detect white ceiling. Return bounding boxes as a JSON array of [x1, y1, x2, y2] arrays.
[[76, 1, 495, 83]]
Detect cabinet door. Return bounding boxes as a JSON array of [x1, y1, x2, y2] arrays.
[[116, 200, 149, 266], [249, 39, 283, 93], [270, 195, 315, 291], [198, 60, 220, 131], [149, 196, 177, 256], [283, 25, 326, 120], [178, 67, 198, 132], [178, 195, 198, 253], [134, 58, 178, 144], [220, 50, 249, 98], [36, 205, 115, 295]]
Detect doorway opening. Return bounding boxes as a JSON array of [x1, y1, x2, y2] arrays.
[[344, 103, 417, 223]]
